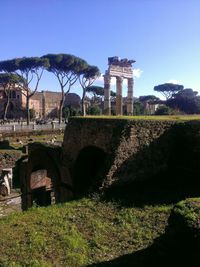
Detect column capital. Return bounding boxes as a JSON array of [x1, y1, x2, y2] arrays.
[[103, 74, 111, 79], [116, 76, 123, 83], [128, 77, 134, 84]]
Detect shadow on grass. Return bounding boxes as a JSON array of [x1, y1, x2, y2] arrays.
[[88, 242, 199, 267], [88, 215, 200, 267]]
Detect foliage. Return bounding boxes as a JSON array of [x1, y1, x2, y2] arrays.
[[78, 65, 101, 116], [175, 88, 198, 98], [134, 99, 156, 116], [87, 105, 101, 115], [0, 57, 48, 125], [86, 86, 116, 97], [0, 73, 25, 120], [0, 73, 24, 85], [62, 106, 80, 118], [155, 105, 173, 115], [0, 198, 171, 266], [133, 101, 145, 115], [133, 96, 160, 116], [29, 108, 36, 119], [139, 95, 159, 103], [42, 54, 88, 123], [154, 83, 184, 100], [0, 57, 48, 84], [86, 85, 104, 96], [86, 86, 115, 112], [166, 88, 200, 114], [42, 54, 87, 75]]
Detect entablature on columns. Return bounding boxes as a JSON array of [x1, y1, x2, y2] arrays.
[[105, 56, 135, 79], [106, 65, 133, 79]]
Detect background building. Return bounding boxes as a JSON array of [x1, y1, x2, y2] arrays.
[[0, 85, 81, 120]]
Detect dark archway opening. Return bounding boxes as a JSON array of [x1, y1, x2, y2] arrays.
[[32, 187, 52, 207], [73, 146, 107, 196], [30, 164, 55, 207]]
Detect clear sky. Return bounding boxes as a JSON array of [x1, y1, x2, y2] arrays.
[[1, 0, 200, 99]]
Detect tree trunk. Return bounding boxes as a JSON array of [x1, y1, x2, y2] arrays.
[[81, 89, 86, 117], [59, 98, 64, 124], [3, 94, 10, 121], [81, 99, 86, 117], [26, 97, 30, 125]]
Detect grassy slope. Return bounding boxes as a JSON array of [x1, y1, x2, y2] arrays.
[[76, 115, 200, 121], [0, 198, 171, 267]]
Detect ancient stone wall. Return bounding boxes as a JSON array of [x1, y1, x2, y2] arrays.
[[0, 150, 22, 171], [63, 118, 200, 191], [0, 150, 22, 175], [20, 117, 200, 208]]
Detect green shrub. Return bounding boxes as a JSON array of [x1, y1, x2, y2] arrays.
[[87, 105, 101, 115]]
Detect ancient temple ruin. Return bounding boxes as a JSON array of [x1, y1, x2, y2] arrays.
[[104, 56, 135, 115]]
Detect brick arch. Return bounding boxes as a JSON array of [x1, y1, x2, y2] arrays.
[[28, 148, 61, 187], [72, 145, 108, 196], [29, 149, 61, 207], [20, 144, 65, 210]]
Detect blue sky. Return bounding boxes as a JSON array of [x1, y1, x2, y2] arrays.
[[0, 0, 200, 99]]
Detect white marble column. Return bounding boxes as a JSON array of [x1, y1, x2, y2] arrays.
[[127, 77, 134, 115], [116, 76, 123, 115], [104, 75, 111, 115]]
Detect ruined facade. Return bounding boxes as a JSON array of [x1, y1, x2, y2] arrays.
[[104, 56, 135, 115], [0, 84, 81, 119]]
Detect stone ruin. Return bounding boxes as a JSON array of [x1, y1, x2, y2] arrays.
[[30, 169, 55, 206], [104, 56, 136, 115], [0, 168, 12, 196]]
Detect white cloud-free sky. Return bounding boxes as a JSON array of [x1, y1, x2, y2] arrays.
[[0, 0, 200, 99]]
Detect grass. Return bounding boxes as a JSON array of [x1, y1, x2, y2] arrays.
[[0, 198, 171, 266], [173, 198, 200, 228], [74, 115, 200, 121]]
